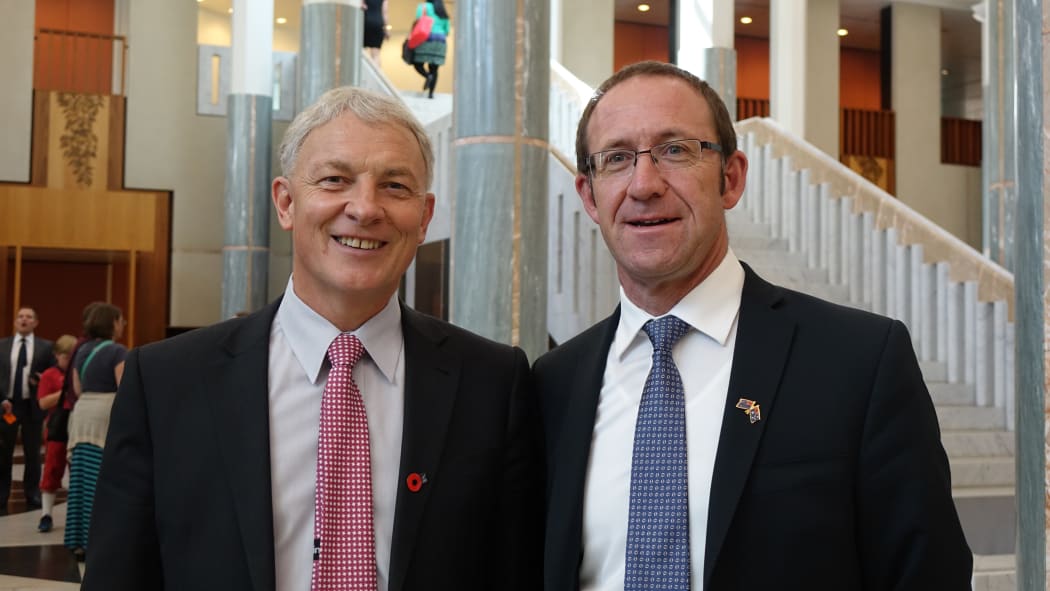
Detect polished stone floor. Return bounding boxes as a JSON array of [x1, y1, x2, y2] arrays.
[[0, 502, 83, 590]]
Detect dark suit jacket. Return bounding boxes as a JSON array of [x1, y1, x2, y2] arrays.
[[82, 300, 544, 591], [0, 335, 54, 422], [535, 265, 972, 590]]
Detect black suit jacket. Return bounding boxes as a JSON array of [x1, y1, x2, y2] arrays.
[[0, 335, 54, 422], [535, 265, 972, 590], [82, 300, 544, 591]]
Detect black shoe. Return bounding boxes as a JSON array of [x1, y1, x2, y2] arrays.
[[37, 514, 52, 532]]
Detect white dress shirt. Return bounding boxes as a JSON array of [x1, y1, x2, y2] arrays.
[[8, 333, 35, 399], [579, 250, 745, 591], [269, 278, 405, 591]]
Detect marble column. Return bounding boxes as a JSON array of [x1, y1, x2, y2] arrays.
[[676, 0, 736, 120], [1014, 0, 1047, 586], [974, 0, 1018, 270], [452, 0, 550, 361], [299, 0, 363, 112], [222, 0, 273, 319], [769, 0, 839, 156]]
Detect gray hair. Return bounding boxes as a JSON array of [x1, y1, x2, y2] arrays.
[[278, 86, 435, 189]]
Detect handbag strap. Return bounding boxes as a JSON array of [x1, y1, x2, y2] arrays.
[[79, 339, 113, 382]]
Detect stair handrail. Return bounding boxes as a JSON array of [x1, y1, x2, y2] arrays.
[[549, 59, 593, 173], [736, 116, 1014, 315]]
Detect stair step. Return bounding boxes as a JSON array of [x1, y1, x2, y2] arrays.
[[972, 554, 1016, 591], [929, 382, 975, 405], [919, 360, 949, 382], [936, 405, 1006, 430], [949, 457, 1014, 488], [941, 430, 1015, 458]]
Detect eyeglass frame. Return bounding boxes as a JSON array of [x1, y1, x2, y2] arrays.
[[584, 139, 723, 180]]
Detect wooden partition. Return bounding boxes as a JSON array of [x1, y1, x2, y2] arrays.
[[941, 117, 981, 166], [737, 97, 770, 120]]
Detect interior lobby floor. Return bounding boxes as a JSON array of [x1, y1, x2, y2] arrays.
[[0, 502, 83, 590]]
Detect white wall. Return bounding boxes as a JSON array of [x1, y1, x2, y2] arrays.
[[0, 0, 35, 183]]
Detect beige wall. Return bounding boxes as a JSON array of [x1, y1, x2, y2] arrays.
[[892, 3, 980, 247], [0, 0, 35, 183], [197, 7, 300, 53], [804, 0, 839, 156], [556, 0, 613, 87], [126, 0, 229, 327]]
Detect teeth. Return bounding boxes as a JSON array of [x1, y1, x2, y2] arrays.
[[633, 219, 671, 226], [338, 237, 382, 250]]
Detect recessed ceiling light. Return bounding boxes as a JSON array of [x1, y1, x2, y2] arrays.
[[637, 3, 651, 12], [196, 0, 203, 3], [276, 17, 287, 24], [227, 7, 233, 13], [836, 28, 848, 37], [385, 24, 392, 30], [740, 16, 753, 24], [941, 68, 950, 76]]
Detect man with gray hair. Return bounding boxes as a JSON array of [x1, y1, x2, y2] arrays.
[[84, 86, 543, 590]]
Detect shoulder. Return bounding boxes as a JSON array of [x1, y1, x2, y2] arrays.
[[533, 312, 617, 376], [132, 300, 278, 366], [402, 307, 524, 364]]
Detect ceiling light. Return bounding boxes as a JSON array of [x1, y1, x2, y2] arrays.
[[276, 17, 287, 24], [196, 0, 203, 3], [227, 7, 233, 13], [740, 16, 753, 24], [637, 3, 651, 12], [836, 28, 848, 37], [941, 68, 950, 76], [385, 24, 392, 30]]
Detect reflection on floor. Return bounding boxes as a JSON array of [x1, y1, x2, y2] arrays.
[[0, 501, 83, 590]]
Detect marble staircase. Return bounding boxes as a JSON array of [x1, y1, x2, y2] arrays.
[[728, 122, 1016, 588]]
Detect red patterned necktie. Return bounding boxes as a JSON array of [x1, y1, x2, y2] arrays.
[[311, 333, 377, 591]]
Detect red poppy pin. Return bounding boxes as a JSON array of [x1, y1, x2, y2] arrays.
[[406, 472, 428, 492]]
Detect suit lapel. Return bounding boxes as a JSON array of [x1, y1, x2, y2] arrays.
[[703, 266, 795, 588], [545, 310, 618, 591], [387, 306, 461, 591], [205, 302, 279, 591]]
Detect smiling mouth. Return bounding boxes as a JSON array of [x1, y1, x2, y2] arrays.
[[628, 218, 677, 227], [335, 236, 385, 250]]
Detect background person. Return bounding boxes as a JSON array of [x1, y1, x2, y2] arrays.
[[363, 0, 388, 65], [0, 307, 54, 515], [411, 0, 449, 99], [65, 303, 126, 561], [35, 333, 77, 532]]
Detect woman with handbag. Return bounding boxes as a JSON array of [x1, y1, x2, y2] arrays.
[[411, 0, 450, 99], [64, 303, 127, 561], [34, 334, 76, 533]]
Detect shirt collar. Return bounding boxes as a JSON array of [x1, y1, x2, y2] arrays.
[[613, 248, 744, 360], [276, 276, 403, 385]]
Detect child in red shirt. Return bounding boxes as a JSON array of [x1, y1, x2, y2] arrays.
[[36, 334, 76, 532]]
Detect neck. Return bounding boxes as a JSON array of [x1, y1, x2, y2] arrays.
[[622, 244, 728, 316]]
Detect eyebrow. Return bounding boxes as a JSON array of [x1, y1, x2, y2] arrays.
[[308, 160, 420, 181], [595, 130, 690, 152]]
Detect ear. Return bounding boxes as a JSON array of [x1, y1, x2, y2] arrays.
[[575, 173, 601, 224], [272, 176, 294, 230], [416, 193, 436, 244], [721, 149, 748, 210]]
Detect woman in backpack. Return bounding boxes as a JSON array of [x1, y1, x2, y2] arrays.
[[412, 0, 450, 99]]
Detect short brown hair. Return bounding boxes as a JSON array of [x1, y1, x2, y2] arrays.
[[575, 61, 737, 176], [84, 303, 123, 340], [53, 334, 77, 356]]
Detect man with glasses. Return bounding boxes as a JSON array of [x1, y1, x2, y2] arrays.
[[534, 61, 972, 590]]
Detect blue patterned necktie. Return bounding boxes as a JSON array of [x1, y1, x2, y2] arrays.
[[625, 315, 691, 591]]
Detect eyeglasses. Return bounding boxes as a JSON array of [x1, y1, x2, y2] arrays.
[[587, 139, 722, 180]]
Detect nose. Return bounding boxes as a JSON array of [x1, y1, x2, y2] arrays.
[[343, 181, 385, 224], [625, 151, 665, 201]]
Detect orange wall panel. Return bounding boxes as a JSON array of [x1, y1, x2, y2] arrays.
[[735, 36, 882, 111], [34, 0, 116, 94], [840, 48, 881, 110], [614, 22, 670, 72], [736, 35, 770, 100]]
